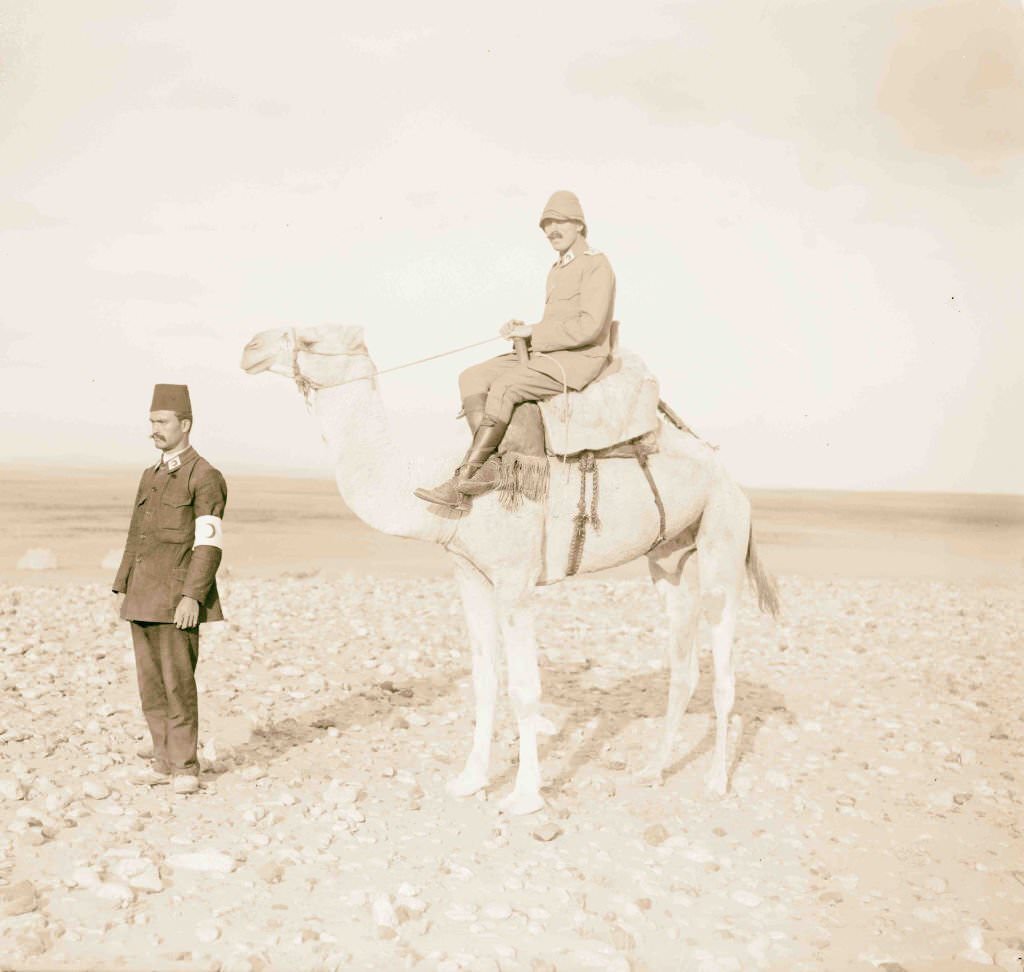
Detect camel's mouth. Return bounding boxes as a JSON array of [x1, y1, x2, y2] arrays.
[[240, 340, 274, 375]]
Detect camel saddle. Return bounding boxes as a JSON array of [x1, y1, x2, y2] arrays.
[[498, 345, 661, 463], [492, 339, 669, 515]]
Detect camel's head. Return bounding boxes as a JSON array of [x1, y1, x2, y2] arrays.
[[240, 325, 373, 392]]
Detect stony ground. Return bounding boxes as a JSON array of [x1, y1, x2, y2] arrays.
[[0, 573, 1022, 972]]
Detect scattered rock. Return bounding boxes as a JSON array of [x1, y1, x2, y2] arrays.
[[17, 548, 58, 570], [372, 894, 399, 930], [643, 824, 670, 846], [83, 780, 111, 800], [196, 921, 221, 943], [994, 949, 1024, 971], [0, 776, 27, 801], [0, 880, 37, 916], [166, 851, 237, 874], [532, 822, 563, 842], [959, 949, 995, 966]]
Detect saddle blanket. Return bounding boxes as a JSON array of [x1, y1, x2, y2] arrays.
[[539, 350, 660, 456]]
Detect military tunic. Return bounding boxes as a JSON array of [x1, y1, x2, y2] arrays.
[[112, 446, 227, 776], [458, 244, 617, 423], [113, 447, 226, 622]]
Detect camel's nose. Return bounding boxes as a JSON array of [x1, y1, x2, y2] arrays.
[[244, 338, 261, 351]]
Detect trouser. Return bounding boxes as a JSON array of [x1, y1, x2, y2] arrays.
[[458, 354, 567, 425], [130, 621, 200, 776]]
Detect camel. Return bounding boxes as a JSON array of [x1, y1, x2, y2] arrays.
[[240, 324, 780, 816]]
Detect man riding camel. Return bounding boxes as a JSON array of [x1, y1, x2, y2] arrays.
[[415, 190, 616, 510]]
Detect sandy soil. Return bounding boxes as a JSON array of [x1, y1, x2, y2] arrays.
[[1, 468, 1022, 971]]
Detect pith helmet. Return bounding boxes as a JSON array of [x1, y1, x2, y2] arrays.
[[539, 190, 586, 235], [150, 383, 192, 417]]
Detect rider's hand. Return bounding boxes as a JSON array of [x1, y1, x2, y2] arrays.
[[174, 596, 200, 630], [500, 320, 533, 340]]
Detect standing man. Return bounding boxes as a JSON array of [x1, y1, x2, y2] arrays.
[[112, 384, 227, 795], [414, 190, 616, 509]]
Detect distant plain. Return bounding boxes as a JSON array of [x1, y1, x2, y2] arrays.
[[2, 464, 1020, 586]]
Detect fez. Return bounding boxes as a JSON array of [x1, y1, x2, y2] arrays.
[[150, 383, 192, 417], [539, 190, 586, 234]]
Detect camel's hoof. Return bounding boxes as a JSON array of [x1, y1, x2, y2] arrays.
[[634, 764, 666, 787], [498, 789, 545, 816], [704, 767, 728, 797], [446, 769, 489, 799]]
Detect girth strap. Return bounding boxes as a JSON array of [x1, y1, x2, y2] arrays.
[[633, 441, 667, 551]]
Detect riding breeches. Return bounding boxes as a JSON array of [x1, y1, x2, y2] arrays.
[[458, 354, 566, 424]]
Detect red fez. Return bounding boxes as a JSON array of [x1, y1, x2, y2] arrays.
[[150, 384, 192, 417]]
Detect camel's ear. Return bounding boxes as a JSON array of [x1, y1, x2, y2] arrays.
[[296, 325, 367, 355]]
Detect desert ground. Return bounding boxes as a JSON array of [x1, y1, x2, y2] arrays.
[[0, 465, 1022, 972]]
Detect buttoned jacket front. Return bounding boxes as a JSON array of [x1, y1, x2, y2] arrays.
[[112, 446, 227, 624], [527, 245, 616, 390]]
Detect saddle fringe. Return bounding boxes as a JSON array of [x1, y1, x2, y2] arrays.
[[495, 453, 550, 512]]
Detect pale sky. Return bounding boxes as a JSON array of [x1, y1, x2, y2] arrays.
[[2, 0, 1022, 492]]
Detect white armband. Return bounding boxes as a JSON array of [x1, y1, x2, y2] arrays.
[[194, 515, 224, 549]]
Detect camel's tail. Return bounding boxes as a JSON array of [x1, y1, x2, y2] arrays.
[[745, 525, 781, 619]]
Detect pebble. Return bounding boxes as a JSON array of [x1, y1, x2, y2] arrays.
[[372, 894, 399, 929], [257, 862, 284, 884], [482, 902, 513, 920], [83, 780, 110, 800], [17, 548, 58, 570], [167, 851, 237, 874], [994, 949, 1024, 971], [0, 879, 37, 916], [445, 903, 477, 922], [532, 822, 563, 842], [643, 824, 670, 846], [732, 890, 763, 908], [109, 857, 164, 893], [959, 949, 995, 965], [91, 881, 135, 904], [766, 770, 790, 789], [196, 922, 221, 943], [0, 776, 27, 801]]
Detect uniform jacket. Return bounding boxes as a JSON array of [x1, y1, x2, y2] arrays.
[[528, 244, 616, 390], [112, 446, 227, 624]]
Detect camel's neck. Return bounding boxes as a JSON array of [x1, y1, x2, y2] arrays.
[[313, 376, 448, 543]]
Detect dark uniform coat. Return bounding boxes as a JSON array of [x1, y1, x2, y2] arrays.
[[113, 446, 227, 624]]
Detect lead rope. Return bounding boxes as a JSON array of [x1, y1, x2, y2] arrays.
[[290, 329, 505, 409]]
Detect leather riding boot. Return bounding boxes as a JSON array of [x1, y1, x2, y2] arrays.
[[413, 396, 488, 510], [458, 393, 488, 435], [457, 418, 508, 496]]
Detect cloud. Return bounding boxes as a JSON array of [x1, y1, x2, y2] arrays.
[[569, 0, 1024, 176], [877, 0, 1024, 162]]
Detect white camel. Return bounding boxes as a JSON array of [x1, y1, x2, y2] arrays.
[[240, 325, 780, 816]]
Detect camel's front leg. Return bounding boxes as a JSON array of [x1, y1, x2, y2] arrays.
[[495, 578, 547, 816], [446, 557, 500, 798]]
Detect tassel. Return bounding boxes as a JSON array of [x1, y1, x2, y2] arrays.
[[496, 453, 550, 511]]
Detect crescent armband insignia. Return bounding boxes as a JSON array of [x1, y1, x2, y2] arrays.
[[194, 515, 224, 549]]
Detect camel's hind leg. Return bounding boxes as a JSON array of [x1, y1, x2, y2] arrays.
[[447, 556, 500, 798], [637, 534, 700, 785], [698, 481, 751, 796]]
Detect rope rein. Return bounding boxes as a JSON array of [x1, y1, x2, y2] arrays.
[[288, 328, 504, 407]]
